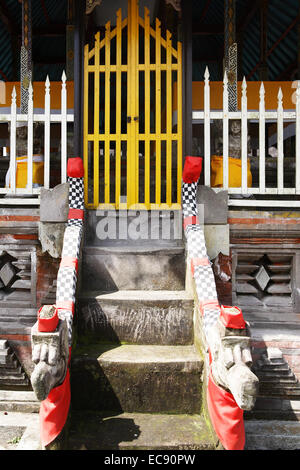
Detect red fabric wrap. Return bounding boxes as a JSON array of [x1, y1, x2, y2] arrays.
[[68, 208, 84, 220], [199, 299, 220, 315], [207, 370, 245, 450], [183, 216, 199, 229], [60, 256, 78, 272], [38, 307, 59, 332], [220, 306, 246, 330], [56, 301, 75, 314], [67, 157, 84, 178], [40, 347, 72, 448], [182, 156, 203, 183], [191, 257, 210, 276]]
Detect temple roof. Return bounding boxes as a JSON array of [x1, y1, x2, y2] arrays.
[[192, 0, 300, 81], [0, 0, 67, 82], [0, 0, 299, 83]]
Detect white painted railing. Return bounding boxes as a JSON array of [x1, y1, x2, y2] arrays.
[[193, 67, 300, 207], [0, 72, 74, 205]]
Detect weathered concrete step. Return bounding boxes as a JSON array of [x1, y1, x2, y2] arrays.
[[255, 362, 290, 372], [245, 397, 300, 421], [68, 411, 217, 450], [84, 210, 184, 247], [0, 373, 29, 386], [0, 365, 22, 375], [71, 345, 203, 414], [77, 290, 194, 345], [0, 391, 40, 413], [0, 350, 15, 366], [245, 420, 300, 450], [82, 245, 185, 291], [0, 360, 18, 370], [256, 373, 298, 382], [255, 368, 291, 376]]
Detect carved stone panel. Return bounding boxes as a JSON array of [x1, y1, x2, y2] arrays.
[[0, 245, 36, 309], [232, 248, 299, 315]]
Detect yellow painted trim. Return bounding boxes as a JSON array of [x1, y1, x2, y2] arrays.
[[104, 21, 111, 205], [166, 30, 172, 206], [144, 6, 150, 207], [155, 17, 161, 206], [115, 9, 122, 209], [93, 31, 100, 208], [177, 41, 183, 205], [83, 43, 89, 207]]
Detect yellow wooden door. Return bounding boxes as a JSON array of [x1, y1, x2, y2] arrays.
[[83, 0, 182, 210]]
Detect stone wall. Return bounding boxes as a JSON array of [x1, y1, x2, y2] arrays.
[[0, 209, 61, 384]]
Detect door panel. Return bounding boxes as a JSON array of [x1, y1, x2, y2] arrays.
[[83, 0, 182, 210]]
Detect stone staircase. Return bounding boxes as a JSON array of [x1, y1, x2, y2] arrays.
[[68, 236, 218, 450], [0, 339, 30, 389], [244, 341, 300, 449]]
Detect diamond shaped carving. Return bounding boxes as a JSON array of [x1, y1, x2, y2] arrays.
[[233, 251, 294, 311], [255, 265, 270, 291], [0, 261, 17, 287], [0, 253, 19, 288]]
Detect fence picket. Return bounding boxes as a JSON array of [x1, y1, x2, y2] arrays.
[[44, 76, 50, 189], [223, 71, 229, 190], [259, 82, 265, 193], [0, 76, 73, 205], [204, 67, 211, 186], [9, 87, 17, 193], [27, 82, 34, 193], [296, 80, 300, 193], [61, 71, 67, 184], [277, 87, 284, 193], [195, 68, 300, 206], [241, 77, 248, 194]]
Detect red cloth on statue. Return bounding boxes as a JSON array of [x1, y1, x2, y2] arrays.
[[39, 347, 72, 448], [67, 157, 84, 178], [207, 370, 245, 450], [182, 156, 203, 183], [39, 369, 71, 448]]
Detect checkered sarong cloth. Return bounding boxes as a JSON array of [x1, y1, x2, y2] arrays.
[[55, 174, 84, 345], [182, 180, 220, 336]]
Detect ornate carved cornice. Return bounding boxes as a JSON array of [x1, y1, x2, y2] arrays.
[[165, 0, 181, 12], [86, 0, 102, 15]]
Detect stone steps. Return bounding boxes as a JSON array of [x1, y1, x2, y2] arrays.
[[70, 344, 203, 415], [81, 245, 185, 291], [68, 411, 217, 451], [0, 390, 40, 413], [70, 231, 216, 449], [0, 374, 29, 386], [0, 340, 29, 388], [0, 350, 16, 366], [77, 290, 194, 345], [245, 420, 300, 450]]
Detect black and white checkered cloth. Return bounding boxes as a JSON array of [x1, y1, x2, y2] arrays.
[[182, 182, 198, 218], [55, 172, 84, 345], [182, 180, 220, 336], [68, 177, 84, 210], [56, 267, 77, 305], [61, 225, 83, 260]]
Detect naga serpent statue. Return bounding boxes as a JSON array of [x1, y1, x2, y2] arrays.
[[182, 156, 259, 450]]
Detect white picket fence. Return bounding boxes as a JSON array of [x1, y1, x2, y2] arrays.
[[0, 72, 74, 205], [193, 68, 300, 207]]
